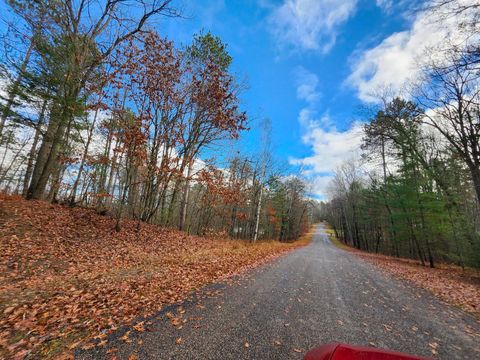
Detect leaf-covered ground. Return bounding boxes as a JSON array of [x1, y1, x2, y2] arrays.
[[0, 195, 309, 359], [323, 225, 480, 317], [351, 250, 480, 318]]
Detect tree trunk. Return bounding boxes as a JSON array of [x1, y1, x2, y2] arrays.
[[26, 105, 63, 199], [103, 139, 119, 210], [69, 110, 98, 205], [470, 164, 480, 207], [252, 185, 263, 242], [22, 99, 48, 196], [31, 110, 71, 200], [178, 160, 193, 231], [47, 164, 65, 203]]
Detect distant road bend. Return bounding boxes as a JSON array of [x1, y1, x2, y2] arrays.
[[77, 224, 480, 359]]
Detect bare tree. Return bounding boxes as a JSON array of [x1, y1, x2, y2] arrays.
[[252, 118, 271, 242], [417, 52, 480, 206]]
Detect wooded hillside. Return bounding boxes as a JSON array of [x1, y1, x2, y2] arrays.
[[0, 194, 311, 358], [0, 1, 317, 241]]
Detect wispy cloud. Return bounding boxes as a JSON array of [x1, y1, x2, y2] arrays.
[[267, 0, 358, 53], [295, 66, 320, 104], [375, 0, 394, 12], [190, 0, 226, 28], [293, 67, 332, 129], [290, 67, 364, 198]]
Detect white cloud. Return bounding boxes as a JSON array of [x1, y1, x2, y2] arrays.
[[268, 0, 358, 53], [347, 1, 475, 103], [291, 66, 364, 197], [291, 122, 364, 172], [290, 123, 364, 197], [309, 175, 335, 198]]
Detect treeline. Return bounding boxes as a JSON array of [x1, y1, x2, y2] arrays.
[[323, 97, 480, 268], [0, 1, 315, 241], [322, 1, 480, 268]]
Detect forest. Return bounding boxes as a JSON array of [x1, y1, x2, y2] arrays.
[[321, 2, 480, 268], [0, 0, 316, 242], [1, 1, 480, 359]]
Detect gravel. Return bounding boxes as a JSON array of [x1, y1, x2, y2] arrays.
[[76, 224, 480, 359]]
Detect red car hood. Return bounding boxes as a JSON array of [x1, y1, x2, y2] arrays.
[[304, 343, 431, 360]]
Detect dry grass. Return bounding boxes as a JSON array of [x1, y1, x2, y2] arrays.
[[0, 194, 310, 359], [323, 223, 350, 250]]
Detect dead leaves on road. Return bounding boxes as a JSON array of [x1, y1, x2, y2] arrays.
[[132, 322, 145, 332], [120, 331, 132, 343], [0, 195, 306, 359], [429, 342, 439, 355], [352, 250, 480, 317]]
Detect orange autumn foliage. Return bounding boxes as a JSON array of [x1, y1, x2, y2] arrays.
[[0, 194, 307, 359]]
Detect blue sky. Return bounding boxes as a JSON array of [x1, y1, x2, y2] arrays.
[[156, 0, 436, 198], [2, 0, 455, 198]]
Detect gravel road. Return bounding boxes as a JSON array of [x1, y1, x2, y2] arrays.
[[77, 224, 480, 359]]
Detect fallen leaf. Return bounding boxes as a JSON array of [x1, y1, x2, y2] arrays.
[[68, 341, 82, 350], [0, 194, 310, 359], [81, 343, 96, 350], [3, 307, 15, 315], [120, 331, 131, 343], [133, 322, 145, 332]]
